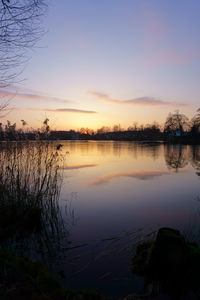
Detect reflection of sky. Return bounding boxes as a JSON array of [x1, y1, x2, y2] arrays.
[[62, 163, 98, 170], [87, 170, 170, 186], [60, 141, 200, 242]]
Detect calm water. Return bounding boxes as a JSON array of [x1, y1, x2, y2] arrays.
[[54, 141, 200, 297]]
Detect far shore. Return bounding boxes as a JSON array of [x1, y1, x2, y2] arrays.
[[0, 131, 200, 145]]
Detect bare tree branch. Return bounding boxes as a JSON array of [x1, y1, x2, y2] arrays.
[[0, 0, 47, 113]]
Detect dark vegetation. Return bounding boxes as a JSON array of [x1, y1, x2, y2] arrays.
[[0, 249, 103, 299], [0, 137, 105, 299], [0, 137, 63, 296], [131, 228, 200, 299], [0, 138, 65, 247], [1, 110, 200, 143]]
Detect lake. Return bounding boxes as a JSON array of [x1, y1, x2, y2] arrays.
[[53, 141, 200, 297]]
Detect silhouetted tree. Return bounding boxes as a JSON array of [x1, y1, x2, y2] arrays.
[[0, 99, 9, 115], [191, 108, 200, 136], [164, 110, 189, 135], [112, 124, 121, 132], [97, 126, 111, 134], [133, 122, 138, 131], [144, 122, 161, 134], [0, 0, 47, 85], [0, 1, 47, 117]]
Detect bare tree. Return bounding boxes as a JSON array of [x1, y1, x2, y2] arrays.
[[0, 99, 9, 112], [191, 108, 200, 135], [0, 0, 47, 85], [164, 110, 189, 135], [0, 0, 47, 116]]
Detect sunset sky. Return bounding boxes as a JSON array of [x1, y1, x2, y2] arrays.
[[1, 0, 200, 130]]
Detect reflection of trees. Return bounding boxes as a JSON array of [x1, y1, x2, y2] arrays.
[[164, 144, 200, 177], [164, 145, 188, 171], [190, 146, 200, 177], [0, 141, 72, 264], [63, 141, 162, 161]]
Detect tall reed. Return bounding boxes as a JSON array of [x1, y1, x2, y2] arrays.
[[0, 140, 68, 263]]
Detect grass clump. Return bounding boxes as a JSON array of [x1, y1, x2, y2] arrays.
[[0, 140, 104, 299], [0, 140, 68, 259], [0, 248, 65, 299]]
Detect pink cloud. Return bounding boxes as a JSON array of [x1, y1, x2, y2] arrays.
[[0, 88, 72, 104], [21, 107, 97, 114], [87, 91, 188, 107]]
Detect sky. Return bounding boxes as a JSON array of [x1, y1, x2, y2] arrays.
[[1, 0, 200, 130]]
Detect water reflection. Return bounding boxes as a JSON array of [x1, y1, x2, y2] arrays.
[[62, 141, 162, 159], [164, 144, 200, 177], [88, 170, 170, 186], [190, 146, 200, 176], [1, 140, 200, 297], [59, 142, 200, 242], [59, 141, 200, 297], [63, 163, 98, 170], [164, 145, 189, 171]]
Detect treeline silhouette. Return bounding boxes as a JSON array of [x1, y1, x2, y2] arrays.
[[0, 109, 200, 143]]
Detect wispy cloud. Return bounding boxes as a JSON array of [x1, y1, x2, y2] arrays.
[[25, 107, 97, 114], [87, 91, 187, 107], [87, 170, 170, 186], [63, 163, 98, 170], [0, 85, 97, 114], [0, 88, 72, 104]]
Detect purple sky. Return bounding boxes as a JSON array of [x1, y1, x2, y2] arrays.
[[2, 0, 200, 130]]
